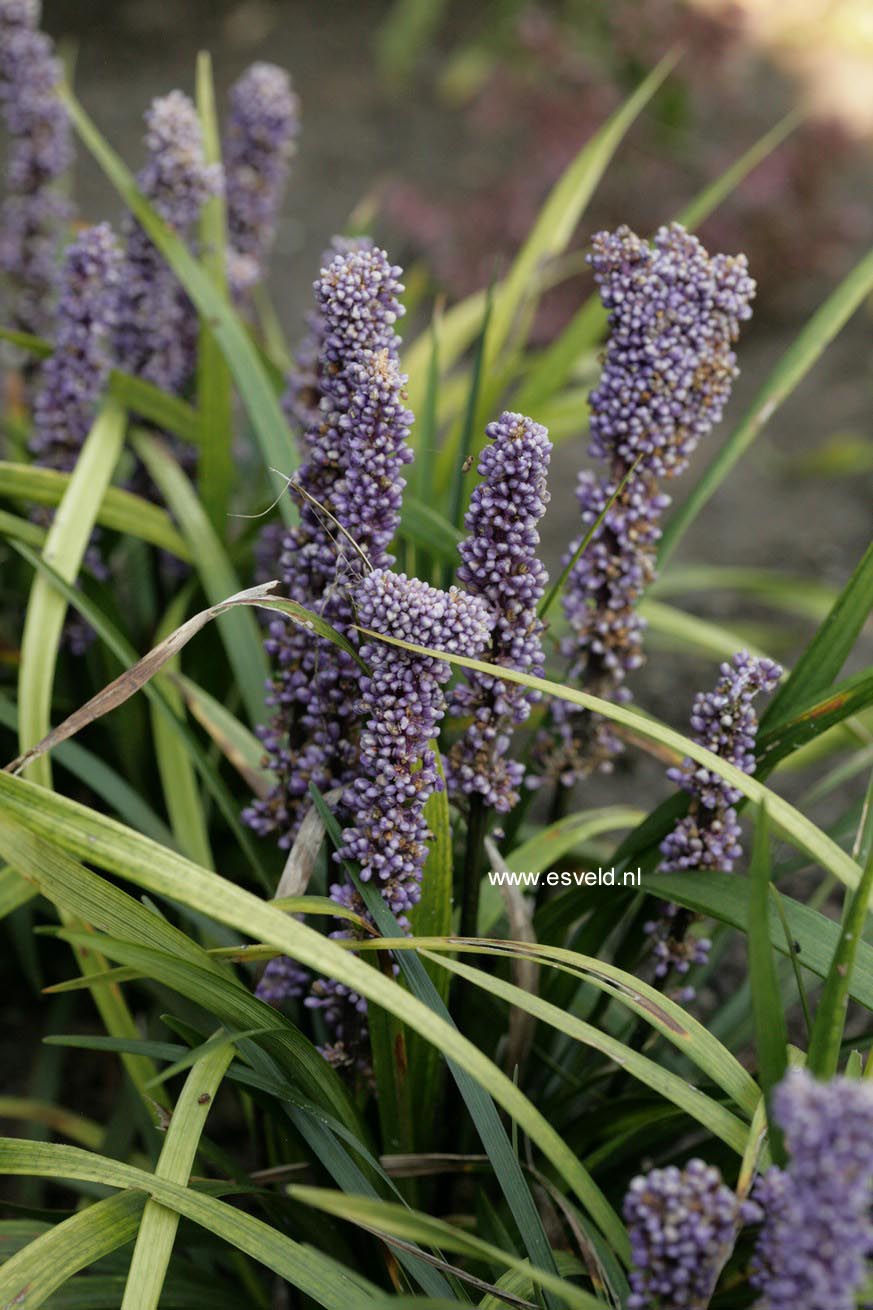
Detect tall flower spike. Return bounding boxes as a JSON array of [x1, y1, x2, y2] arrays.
[[749, 1070, 873, 1310], [28, 223, 121, 654], [646, 650, 781, 990], [114, 92, 222, 397], [246, 245, 410, 850], [624, 1158, 742, 1309], [338, 570, 494, 916], [446, 411, 551, 813], [301, 571, 493, 1075], [282, 235, 374, 438], [224, 62, 299, 296], [587, 223, 755, 479], [536, 224, 755, 787], [29, 223, 121, 473], [258, 570, 494, 1054], [0, 0, 73, 339]]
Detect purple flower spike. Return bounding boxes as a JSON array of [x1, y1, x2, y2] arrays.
[[749, 1070, 873, 1310], [30, 223, 121, 473], [337, 569, 494, 916], [224, 62, 299, 295], [246, 245, 411, 851], [28, 223, 121, 653], [282, 235, 374, 437], [536, 224, 755, 787], [114, 92, 222, 397], [0, 0, 74, 338], [646, 651, 780, 989], [255, 953, 310, 1007], [587, 224, 755, 479], [446, 411, 551, 813], [660, 651, 781, 873], [624, 1158, 742, 1309]]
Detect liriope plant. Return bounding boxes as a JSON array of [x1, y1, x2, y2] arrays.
[[1, 3, 873, 1309]]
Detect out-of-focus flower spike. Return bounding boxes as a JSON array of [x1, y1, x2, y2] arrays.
[[749, 1069, 873, 1310], [0, 0, 74, 339], [114, 91, 222, 398], [224, 61, 299, 297], [28, 222, 121, 653]]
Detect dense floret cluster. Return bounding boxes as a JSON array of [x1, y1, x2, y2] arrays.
[[340, 569, 494, 914], [624, 1158, 741, 1309], [537, 224, 755, 786], [282, 235, 373, 436], [28, 223, 121, 653], [446, 411, 551, 813], [29, 223, 121, 473], [646, 651, 780, 987], [748, 1070, 873, 1310], [114, 92, 222, 397], [224, 62, 299, 295], [245, 245, 411, 848], [0, 0, 73, 339], [660, 651, 782, 872]]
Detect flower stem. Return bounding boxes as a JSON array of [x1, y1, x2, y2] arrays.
[[459, 794, 489, 942]]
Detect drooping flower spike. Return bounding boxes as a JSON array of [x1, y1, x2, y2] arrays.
[[304, 570, 493, 1073], [340, 569, 494, 915], [258, 569, 493, 1070], [447, 410, 551, 813]]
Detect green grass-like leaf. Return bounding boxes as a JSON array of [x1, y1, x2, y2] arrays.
[[195, 50, 235, 532], [289, 1184, 602, 1310], [17, 400, 125, 788], [0, 770, 631, 1264], [0, 1139, 384, 1308], [747, 805, 788, 1161], [133, 431, 268, 726], [120, 1035, 234, 1310], [0, 460, 192, 561], [0, 1191, 147, 1310], [807, 848, 873, 1079]]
